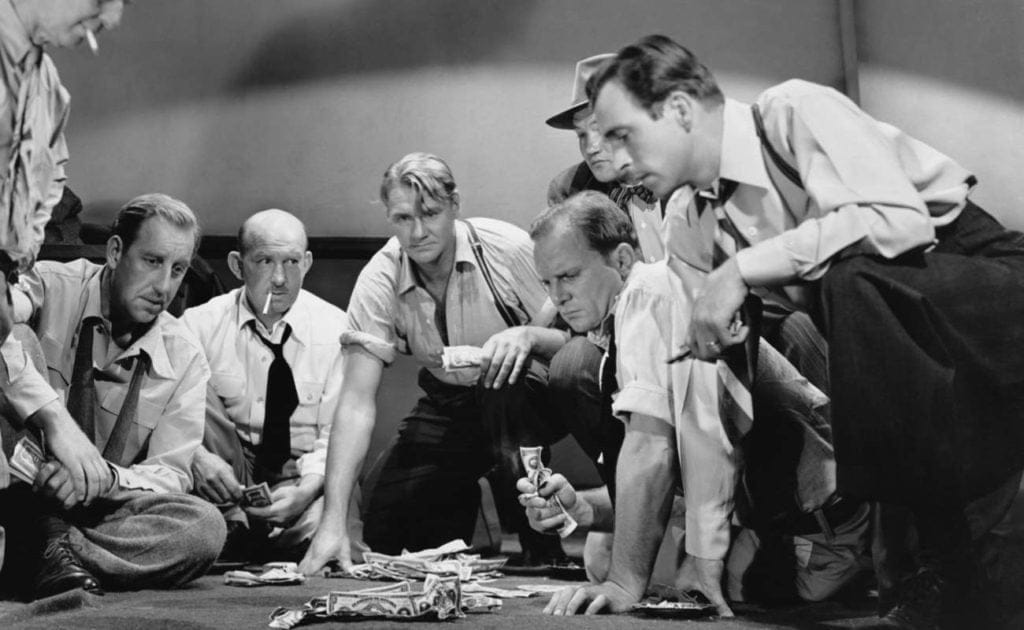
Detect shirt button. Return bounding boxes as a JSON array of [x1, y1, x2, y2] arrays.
[[747, 226, 758, 237], [306, 393, 314, 401], [649, 256, 656, 262], [257, 397, 264, 404], [640, 222, 647, 229]]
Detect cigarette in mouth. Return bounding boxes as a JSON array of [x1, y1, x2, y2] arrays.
[[262, 292, 272, 315], [84, 29, 99, 55]]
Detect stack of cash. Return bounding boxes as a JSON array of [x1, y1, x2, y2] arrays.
[[339, 539, 507, 582], [268, 575, 498, 628], [519, 446, 578, 537], [9, 436, 44, 483], [225, 562, 305, 587]]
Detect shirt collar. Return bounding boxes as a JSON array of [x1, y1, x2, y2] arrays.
[[234, 287, 308, 346], [88, 268, 176, 380], [396, 220, 476, 296], [0, 0, 39, 71], [718, 98, 773, 192]]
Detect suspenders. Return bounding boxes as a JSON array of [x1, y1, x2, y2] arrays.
[[462, 220, 523, 329]]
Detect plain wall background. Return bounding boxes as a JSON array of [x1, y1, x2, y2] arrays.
[[43, 0, 1024, 484]]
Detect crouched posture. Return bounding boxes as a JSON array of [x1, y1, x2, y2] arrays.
[[1, 194, 224, 599]]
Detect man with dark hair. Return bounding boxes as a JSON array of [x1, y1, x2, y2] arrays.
[[588, 33, 1024, 627], [528, 191, 864, 616], [4, 193, 224, 599], [183, 209, 364, 562]]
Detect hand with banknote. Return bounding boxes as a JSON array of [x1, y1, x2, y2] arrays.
[[27, 401, 113, 507], [191, 445, 243, 505], [245, 481, 317, 528], [516, 473, 591, 534]]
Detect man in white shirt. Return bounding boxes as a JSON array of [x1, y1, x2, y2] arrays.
[[588, 34, 1024, 628], [527, 191, 866, 616], [182, 209, 362, 561]]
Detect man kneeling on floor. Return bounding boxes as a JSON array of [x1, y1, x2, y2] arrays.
[[0, 193, 224, 600], [524, 191, 867, 616], [182, 209, 365, 562]]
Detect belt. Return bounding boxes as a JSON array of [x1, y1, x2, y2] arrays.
[[788, 496, 865, 539]]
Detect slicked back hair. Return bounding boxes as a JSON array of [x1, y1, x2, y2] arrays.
[[111, 193, 200, 256], [379, 152, 459, 212], [586, 34, 723, 115], [530, 190, 638, 257]]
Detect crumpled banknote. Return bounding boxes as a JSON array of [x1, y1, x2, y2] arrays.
[[226, 562, 305, 587], [267, 575, 498, 628], [331, 539, 507, 582]]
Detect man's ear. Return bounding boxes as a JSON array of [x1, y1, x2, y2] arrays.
[[300, 250, 313, 276], [106, 235, 124, 269], [611, 242, 637, 279], [664, 90, 694, 132], [450, 192, 461, 216], [227, 251, 244, 282]]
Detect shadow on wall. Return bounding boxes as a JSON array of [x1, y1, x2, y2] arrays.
[[230, 0, 542, 91]]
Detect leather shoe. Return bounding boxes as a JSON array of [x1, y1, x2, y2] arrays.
[[32, 534, 103, 600]]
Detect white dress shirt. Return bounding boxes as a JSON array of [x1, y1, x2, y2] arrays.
[[181, 288, 347, 478]]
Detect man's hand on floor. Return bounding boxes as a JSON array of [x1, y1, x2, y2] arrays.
[[675, 555, 734, 617], [543, 580, 638, 615], [298, 527, 352, 576]]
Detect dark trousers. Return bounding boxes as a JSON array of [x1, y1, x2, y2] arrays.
[[820, 203, 1024, 509], [362, 367, 564, 555], [547, 337, 623, 497]]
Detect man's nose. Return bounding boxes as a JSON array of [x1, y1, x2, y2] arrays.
[[271, 262, 286, 285], [611, 146, 631, 175]]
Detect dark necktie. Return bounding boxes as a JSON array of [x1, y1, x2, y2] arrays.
[[250, 322, 298, 473], [102, 352, 150, 466], [699, 180, 758, 440], [598, 320, 624, 503], [67, 317, 101, 439]]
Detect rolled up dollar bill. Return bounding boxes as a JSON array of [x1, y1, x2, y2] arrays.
[[9, 436, 44, 484], [518, 446, 578, 538]]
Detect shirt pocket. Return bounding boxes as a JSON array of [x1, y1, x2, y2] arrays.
[[99, 385, 161, 430], [291, 380, 324, 450], [39, 333, 70, 389], [209, 371, 246, 405]]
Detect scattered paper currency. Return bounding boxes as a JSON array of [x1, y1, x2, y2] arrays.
[[519, 446, 578, 538], [226, 562, 305, 587], [268, 575, 488, 628], [517, 583, 572, 594], [9, 436, 45, 484], [241, 482, 272, 508], [334, 539, 507, 582], [441, 345, 484, 372], [461, 582, 538, 598]]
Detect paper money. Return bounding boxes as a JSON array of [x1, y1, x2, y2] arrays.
[[441, 345, 484, 372], [518, 446, 578, 538], [348, 540, 507, 581], [225, 562, 305, 587], [9, 436, 45, 484], [241, 482, 272, 507]]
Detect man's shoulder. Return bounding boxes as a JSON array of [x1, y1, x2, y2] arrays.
[[622, 261, 672, 298], [182, 289, 238, 318], [758, 79, 848, 111], [32, 258, 100, 281], [295, 289, 347, 332], [466, 217, 530, 248]]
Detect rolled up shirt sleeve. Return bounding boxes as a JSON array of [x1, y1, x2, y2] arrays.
[[611, 282, 672, 425], [737, 82, 954, 286], [342, 251, 402, 364], [0, 333, 59, 423]]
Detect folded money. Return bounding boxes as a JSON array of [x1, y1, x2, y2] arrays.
[[519, 445, 578, 538], [441, 345, 484, 372], [9, 436, 45, 484], [268, 575, 478, 628], [226, 562, 305, 587], [241, 482, 272, 508], [340, 539, 507, 582]]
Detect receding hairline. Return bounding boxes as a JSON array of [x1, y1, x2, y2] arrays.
[[237, 209, 309, 254]]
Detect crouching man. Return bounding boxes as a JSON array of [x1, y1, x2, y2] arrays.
[[526, 191, 866, 616], [3, 194, 224, 599], [182, 209, 364, 562]]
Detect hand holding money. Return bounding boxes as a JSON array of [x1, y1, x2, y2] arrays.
[[518, 446, 578, 538]]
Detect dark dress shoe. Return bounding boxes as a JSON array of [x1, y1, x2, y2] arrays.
[[872, 568, 943, 630], [33, 534, 103, 600]]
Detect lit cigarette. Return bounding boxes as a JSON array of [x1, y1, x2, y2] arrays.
[[84, 29, 99, 55], [262, 292, 272, 315]]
